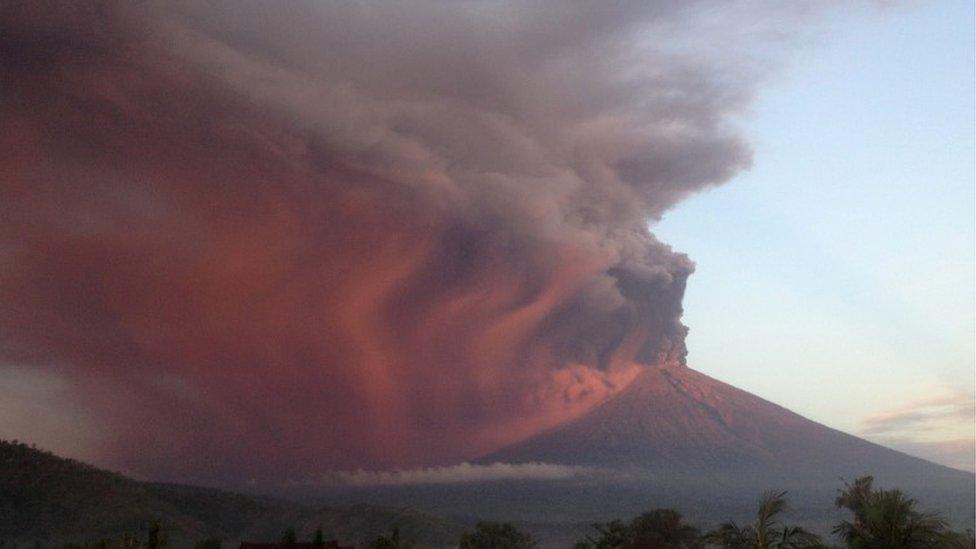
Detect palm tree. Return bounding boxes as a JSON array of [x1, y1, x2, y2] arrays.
[[777, 526, 822, 549], [941, 529, 976, 548], [706, 491, 822, 548], [626, 509, 702, 548], [576, 509, 701, 548], [706, 522, 757, 549], [833, 476, 952, 548], [576, 520, 629, 549]]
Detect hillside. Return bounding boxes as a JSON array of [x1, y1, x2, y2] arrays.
[[0, 441, 464, 546]]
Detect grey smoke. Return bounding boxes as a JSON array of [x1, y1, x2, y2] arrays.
[[0, 1, 837, 480]]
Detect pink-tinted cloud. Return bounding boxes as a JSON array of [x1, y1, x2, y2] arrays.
[[0, 1, 818, 483], [860, 393, 975, 472], [861, 394, 975, 436]]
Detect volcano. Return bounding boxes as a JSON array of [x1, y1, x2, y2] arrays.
[[480, 364, 973, 514], [311, 365, 972, 538]]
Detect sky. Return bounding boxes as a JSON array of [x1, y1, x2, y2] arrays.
[[655, 0, 976, 471]]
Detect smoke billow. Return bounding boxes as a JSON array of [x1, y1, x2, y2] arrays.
[[1, 1, 794, 482]]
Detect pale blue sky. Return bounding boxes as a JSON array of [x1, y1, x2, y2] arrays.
[[655, 0, 975, 470]]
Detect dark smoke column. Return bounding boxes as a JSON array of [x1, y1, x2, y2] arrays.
[[0, 0, 765, 483]]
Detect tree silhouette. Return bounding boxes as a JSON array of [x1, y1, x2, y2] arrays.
[[833, 476, 953, 548], [577, 509, 701, 548], [313, 528, 326, 549], [941, 529, 976, 548], [576, 520, 629, 549], [705, 491, 821, 548], [459, 521, 538, 549], [626, 509, 702, 548], [147, 520, 168, 549], [282, 528, 298, 549], [369, 527, 407, 549]]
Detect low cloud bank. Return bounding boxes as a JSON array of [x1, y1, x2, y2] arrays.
[[315, 462, 609, 487]]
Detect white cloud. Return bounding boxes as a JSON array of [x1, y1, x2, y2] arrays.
[[313, 462, 607, 486]]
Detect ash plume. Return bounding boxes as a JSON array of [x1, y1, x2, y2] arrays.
[[1, 1, 810, 482]]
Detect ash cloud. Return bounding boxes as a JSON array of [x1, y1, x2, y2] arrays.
[[2, 1, 813, 482]]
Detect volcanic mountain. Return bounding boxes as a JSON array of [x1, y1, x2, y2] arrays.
[[313, 365, 972, 538], [482, 364, 974, 509]]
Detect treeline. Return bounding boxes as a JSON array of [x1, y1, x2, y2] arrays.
[[3, 476, 973, 548], [569, 477, 974, 548]]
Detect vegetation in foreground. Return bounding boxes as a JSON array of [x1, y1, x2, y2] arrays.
[[569, 479, 974, 549], [4, 475, 973, 548], [2, 441, 973, 548]]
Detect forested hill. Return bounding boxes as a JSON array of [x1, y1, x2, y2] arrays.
[[0, 441, 463, 547]]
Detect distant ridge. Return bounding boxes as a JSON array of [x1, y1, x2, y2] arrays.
[[0, 441, 463, 546]]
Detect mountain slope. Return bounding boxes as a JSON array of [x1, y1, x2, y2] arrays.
[[299, 366, 972, 535], [0, 441, 464, 546], [484, 365, 973, 490]]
